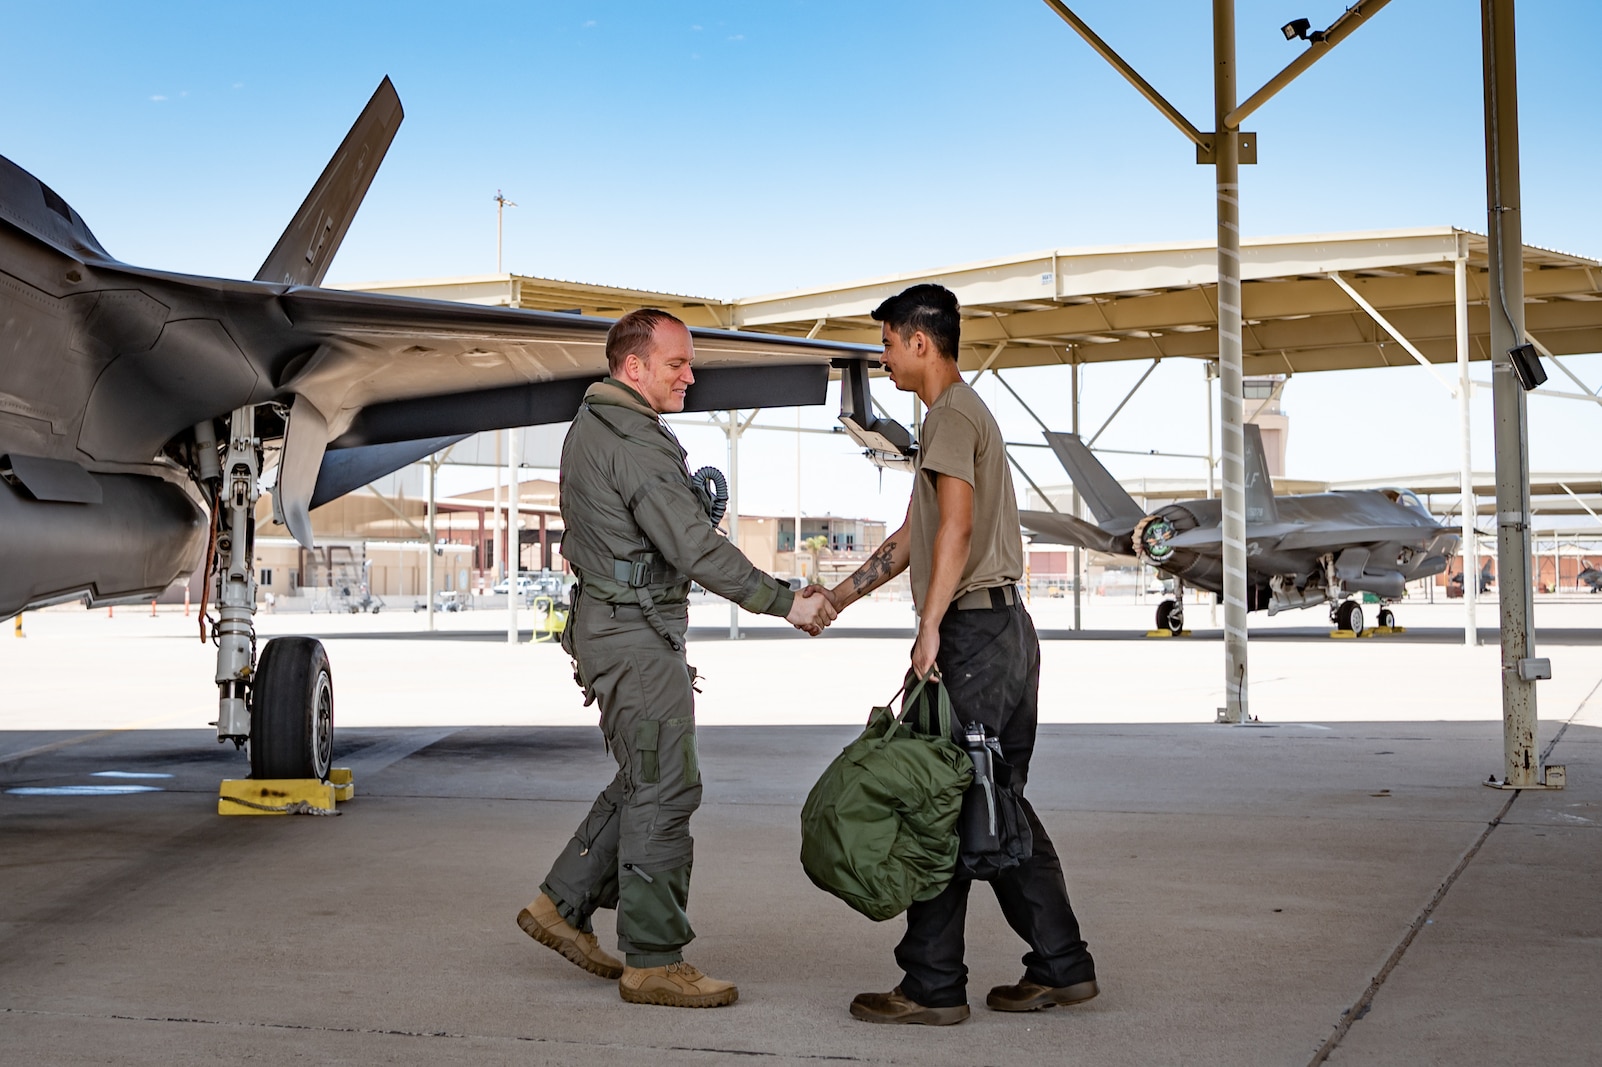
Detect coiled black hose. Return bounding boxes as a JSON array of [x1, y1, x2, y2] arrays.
[[691, 466, 729, 526]]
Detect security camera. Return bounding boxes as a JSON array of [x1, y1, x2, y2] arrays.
[[1507, 343, 1548, 391]]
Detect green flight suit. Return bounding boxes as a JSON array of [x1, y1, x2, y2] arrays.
[[540, 378, 795, 967]]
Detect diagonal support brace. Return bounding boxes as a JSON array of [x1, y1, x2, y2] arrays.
[[1329, 273, 1458, 398]]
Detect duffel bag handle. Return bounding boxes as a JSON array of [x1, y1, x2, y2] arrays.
[[883, 669, 952, 743]]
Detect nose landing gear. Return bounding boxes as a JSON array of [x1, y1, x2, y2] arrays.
[[206, 406, 337, 784]]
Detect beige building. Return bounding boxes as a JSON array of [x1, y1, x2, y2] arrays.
[[250, 477, 560, 607], [732, 515, 891, 590], [248, 470, 887, 604]]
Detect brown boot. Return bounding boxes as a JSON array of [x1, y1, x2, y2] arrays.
[[516, 894, 623, 979], [617, 962, 738, 1008], [849, 987, 969, 1026], [985, 977, 1099, 1012]]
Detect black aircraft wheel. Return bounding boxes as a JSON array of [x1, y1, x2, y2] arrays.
[[1156, 599, 1180, 633], [250, 637, 333, 781], [1336, 600, 1364, 635], [1377, 608, 1395, 629]]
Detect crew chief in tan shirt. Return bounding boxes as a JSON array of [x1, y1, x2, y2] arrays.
[[811, 283, 1098, 1025]]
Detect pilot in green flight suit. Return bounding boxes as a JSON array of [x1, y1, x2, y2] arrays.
[[517, 308, 836, 1008]]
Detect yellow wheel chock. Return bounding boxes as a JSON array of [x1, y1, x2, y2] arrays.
[[218, 768, 354, 815]]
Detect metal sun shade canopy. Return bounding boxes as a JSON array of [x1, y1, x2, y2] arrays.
[[720, 228, 1602, 378], [344, 227, 1602, 381]]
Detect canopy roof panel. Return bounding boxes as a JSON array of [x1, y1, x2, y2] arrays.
[[731, 228, 1602, 377], [340, 227, 1602, 379]]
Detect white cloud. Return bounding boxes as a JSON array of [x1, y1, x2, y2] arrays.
[[149, 94, 167, 102], [582, 19, 596, 28], [727, 33, 744, 41]]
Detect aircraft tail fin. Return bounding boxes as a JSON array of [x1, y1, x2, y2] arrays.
[[1042, 432, 1144, 530], [256, 77, 403, 287], [1243, 423, 1280, 524]]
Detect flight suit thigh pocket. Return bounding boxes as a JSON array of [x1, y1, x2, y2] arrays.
[[636, 720, 660, 784], [681, 731, 700, 788]]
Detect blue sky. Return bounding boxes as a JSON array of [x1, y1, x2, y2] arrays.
[[4, 2, 1599, 525]]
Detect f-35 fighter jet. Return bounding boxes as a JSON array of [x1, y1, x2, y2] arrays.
[[1019, 425, 1460, 635], [0, 78, 885, 780]]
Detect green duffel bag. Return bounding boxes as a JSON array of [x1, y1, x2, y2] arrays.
[[799, 673, 974, 922]]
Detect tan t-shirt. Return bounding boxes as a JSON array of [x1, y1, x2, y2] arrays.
[[909, 381, 1023, 611]]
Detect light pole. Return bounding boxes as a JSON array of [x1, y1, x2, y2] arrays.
[[426, 456, 436, 632], [507, 427, 520, 645], [494, 190, 517, 273]]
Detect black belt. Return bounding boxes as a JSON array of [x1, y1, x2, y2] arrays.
[[952, 585, 1019, 611]]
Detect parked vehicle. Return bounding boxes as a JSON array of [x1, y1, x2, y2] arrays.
[[413, 590, 466, 613], [491, 573, 571, 601]]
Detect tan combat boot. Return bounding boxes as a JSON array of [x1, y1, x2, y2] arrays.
[[516, 893, 623, 979], [618, 961, 738, 1008]]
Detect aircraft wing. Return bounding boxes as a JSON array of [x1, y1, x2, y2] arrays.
[[1167, 522, 1450, 553], [272, 287, 866, 443], [1272, 523, 1452, 552], [1018, 510, 1133, 556], [262, 287, 878, 545]]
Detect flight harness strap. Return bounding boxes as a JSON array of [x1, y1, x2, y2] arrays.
[[581, 402, 687, 653], [613, 557, 683, 653]]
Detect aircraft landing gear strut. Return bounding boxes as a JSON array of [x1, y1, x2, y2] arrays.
[[208, 405, 333, 781]]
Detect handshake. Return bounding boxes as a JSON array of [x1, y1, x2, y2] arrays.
[[785, 585, 841, 636]]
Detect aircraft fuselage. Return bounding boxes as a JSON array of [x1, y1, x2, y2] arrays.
[[1142, 491, 1459, 612]]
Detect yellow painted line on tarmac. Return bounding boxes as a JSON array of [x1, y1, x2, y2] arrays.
[[0, 712, 193, 766]]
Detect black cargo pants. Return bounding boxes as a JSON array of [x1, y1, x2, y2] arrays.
[[895, 593, 1096, 1008]]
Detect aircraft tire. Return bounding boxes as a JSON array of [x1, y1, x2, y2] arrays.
[[1156, 599, 1180, 633], [1336, 600, 1364, 635], [1378, 608, 1395, 629], [250, 637, 333, 782]]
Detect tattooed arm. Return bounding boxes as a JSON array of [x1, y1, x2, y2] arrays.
[[823, 516, 912, 613]]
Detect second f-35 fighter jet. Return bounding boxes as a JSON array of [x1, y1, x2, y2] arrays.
[[0, 78, 886, 781], [1020, 425, 1461, 635]]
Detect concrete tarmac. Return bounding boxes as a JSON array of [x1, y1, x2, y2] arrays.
[[3, 602, 1600, 1064]]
